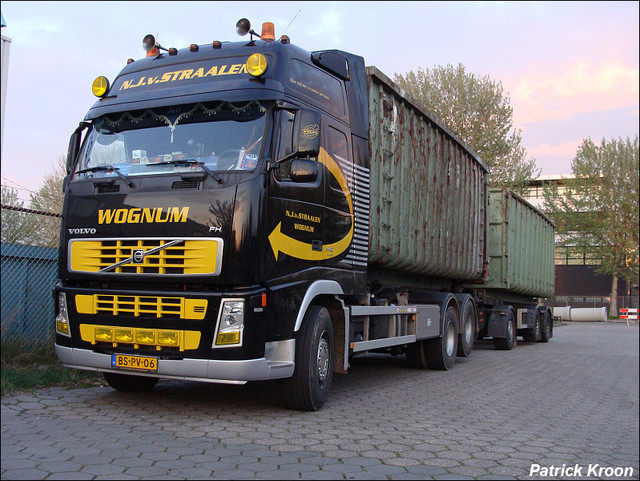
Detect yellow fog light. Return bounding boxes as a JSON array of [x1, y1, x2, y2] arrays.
[[158, 331, 179, 346], [56, 317, 69, 335], [92, 76, 110, 97], [115, 329, 134, 343], [216, 331, 241, 345], [136, 330, 156, 345], [95, 327, 113, 342], [246, 53, 268, 77]]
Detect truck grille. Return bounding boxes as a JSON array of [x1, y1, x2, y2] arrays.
[[69, 238, 222, 275], [75, 294, 208, 320]]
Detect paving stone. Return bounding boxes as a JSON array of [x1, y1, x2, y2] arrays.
[[1, 323, 637, 480]]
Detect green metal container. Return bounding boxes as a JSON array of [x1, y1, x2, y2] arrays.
[[366, 67, 489, 282], [481, 188, 555, 298]]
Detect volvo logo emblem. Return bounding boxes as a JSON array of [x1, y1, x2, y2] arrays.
[[132, 249, 146, 264]]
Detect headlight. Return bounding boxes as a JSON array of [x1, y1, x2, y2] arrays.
[[91, 76, 110, 97], [246, 53, 268, 77], [56, 293, 71, 337], [214, 299, 244, 346]]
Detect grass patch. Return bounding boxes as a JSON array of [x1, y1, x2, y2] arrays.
[[1, 340, 105, 397]]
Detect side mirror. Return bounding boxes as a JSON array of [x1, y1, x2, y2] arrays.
[[294, 109, 321, 158], [290, 159, 318, 183], [66, 122, 90, 175]]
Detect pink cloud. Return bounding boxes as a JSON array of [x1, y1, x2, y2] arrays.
[[509, 59, 639, 125]]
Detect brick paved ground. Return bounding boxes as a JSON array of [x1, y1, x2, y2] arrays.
[[2, 321, 638, 480]]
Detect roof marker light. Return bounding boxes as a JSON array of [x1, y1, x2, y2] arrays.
[[190, 44, 199, 52], [212, 40, 222, 49]]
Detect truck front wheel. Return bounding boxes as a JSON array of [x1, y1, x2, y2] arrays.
[[280, 305, 334, 411], [103, 372, 158, 392]]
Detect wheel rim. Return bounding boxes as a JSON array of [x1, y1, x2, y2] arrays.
[[446, 323, 456, 357], [464, 308, 474, 344], [507, 318, 514, 341], [317, 332, 330, 388]]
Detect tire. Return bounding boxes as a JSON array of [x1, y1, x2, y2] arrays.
[[426, 305, 458, 370], [493, 308, 516, 350], [523, 311, 541, 343], [539, 309, 552, 343], [280, 305, 334, 411], [103, 372, 158, 392], [456, 298, 476, 357], [406, 340, 428, 369]]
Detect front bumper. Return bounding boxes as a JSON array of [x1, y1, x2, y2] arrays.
[[55, 339, 295, 384]]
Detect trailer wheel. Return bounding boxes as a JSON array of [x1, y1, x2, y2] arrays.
[[280, 305, 334, 411], [426, 305, 458, 370], [539, 309, 552, 343], [103, 372, 158, 392], [457, 298, 476, 357], [522, 311, 541, 343], [493, 308, 516, 350], [406, 340, 428, 369]]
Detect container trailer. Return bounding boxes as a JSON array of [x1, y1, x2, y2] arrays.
[[54, 19, 555, 410]]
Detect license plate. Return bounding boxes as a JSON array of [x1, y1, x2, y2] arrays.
[[111, 354, 158, 372]]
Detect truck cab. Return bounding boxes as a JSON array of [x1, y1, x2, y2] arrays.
[[55, 20, 369, 409]]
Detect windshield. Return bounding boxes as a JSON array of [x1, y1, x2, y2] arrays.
[[74, 100, 268, 180]]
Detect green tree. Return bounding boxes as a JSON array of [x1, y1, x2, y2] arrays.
[[543, 136, 639, 316], [28, 155, 66, 248], [1, 185, 30, 244], [394, 63, 539, 193]]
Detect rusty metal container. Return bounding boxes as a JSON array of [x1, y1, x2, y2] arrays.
[[366, 67, 489, 282], [479, 188, 555, 297]]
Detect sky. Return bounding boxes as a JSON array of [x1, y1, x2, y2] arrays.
[[1, 1, 638, 203]]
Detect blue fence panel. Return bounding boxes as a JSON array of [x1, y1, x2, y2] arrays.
[[1, 243, 59, 347]]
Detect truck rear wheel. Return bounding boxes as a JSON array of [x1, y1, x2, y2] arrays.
[[539, 309, 552, 342], [493, 308, 516, 350], [103, 372, 158, 392], [280, 305, 334, 411], [406, 340, 428, 369], [457, 297, 476, 357], [426, 305, 458, 370], [522, 311, 541, 343]]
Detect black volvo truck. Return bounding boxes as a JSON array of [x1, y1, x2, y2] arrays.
[[55, 19, 555, 410]]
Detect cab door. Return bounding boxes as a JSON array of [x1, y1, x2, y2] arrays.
[[265, 108, 325, 278]]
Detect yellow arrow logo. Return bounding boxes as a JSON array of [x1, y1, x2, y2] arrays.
[[269, 147, 354, 261]]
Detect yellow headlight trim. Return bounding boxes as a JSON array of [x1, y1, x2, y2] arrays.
[[246, 53, 268, 77]]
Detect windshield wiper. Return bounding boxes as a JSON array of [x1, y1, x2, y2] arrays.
[[75, 165, 134, 187], [148, 159, 224, 184]]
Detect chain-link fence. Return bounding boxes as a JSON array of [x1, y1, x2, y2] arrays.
[[1, 204, 61, 351]]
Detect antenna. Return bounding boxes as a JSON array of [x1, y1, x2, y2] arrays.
[[282, 9, 301, 36]]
